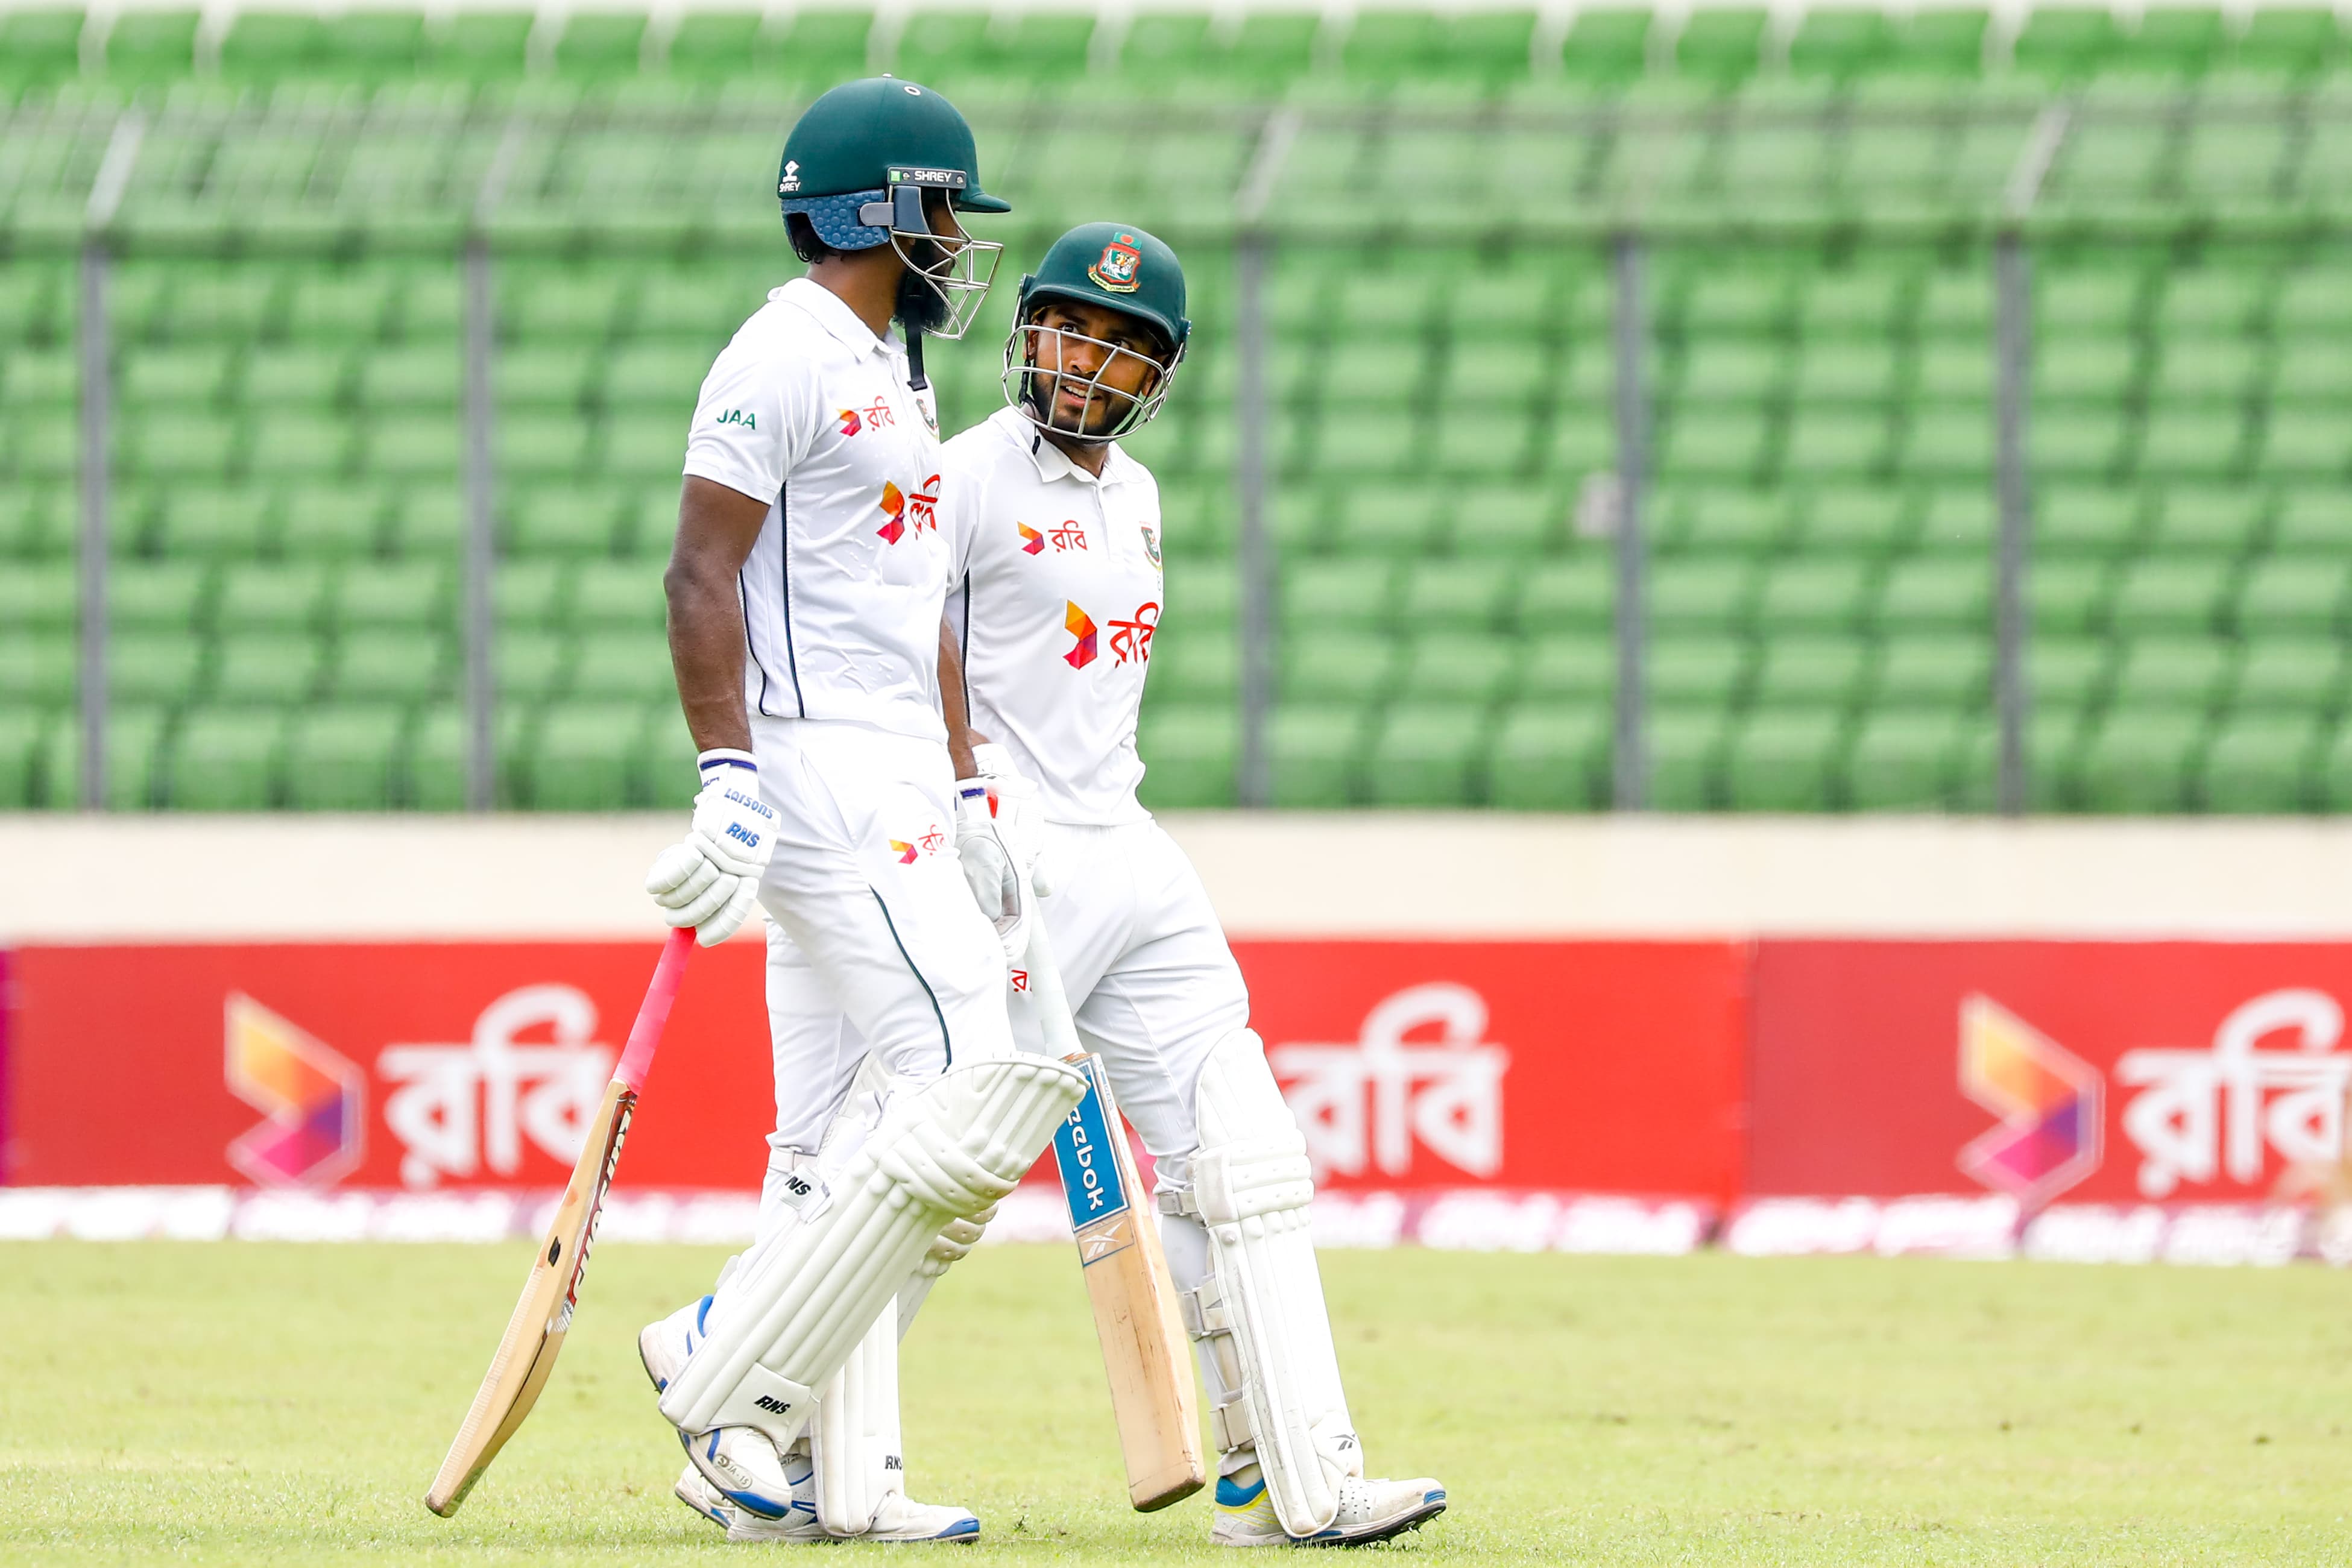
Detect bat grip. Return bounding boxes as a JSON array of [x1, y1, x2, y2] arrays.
[[1022, 924, 1085, 1060], [615, 927, 695, 1092]]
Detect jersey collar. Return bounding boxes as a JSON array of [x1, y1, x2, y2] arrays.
[[780, 276, 904, 361], [992, 405, 1138, 488]]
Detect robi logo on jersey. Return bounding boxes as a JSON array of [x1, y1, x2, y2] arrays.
[[1062, 601, 1099, 669], [877, 476, 942, 545]]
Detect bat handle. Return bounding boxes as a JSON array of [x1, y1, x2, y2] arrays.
[[615, 927, 695, 1092], [1021, 924, 1086, 1061]]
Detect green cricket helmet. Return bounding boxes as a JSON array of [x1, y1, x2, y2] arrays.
[[1002, 222, 1191, 444], [777, 77, 1009, 338]]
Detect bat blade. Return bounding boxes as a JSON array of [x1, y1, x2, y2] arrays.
[[1050, 1051, 1207, 1512], [424, 928, 692, 1518]]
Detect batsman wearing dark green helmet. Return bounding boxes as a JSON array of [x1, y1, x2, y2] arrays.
[[934, 224, 1450, 1549], [644, 77, 1068, 1548]]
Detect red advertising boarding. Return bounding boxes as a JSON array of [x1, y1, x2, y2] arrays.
[[1, 939, 1749, 1200], [1235, 940, 1748, 1201], [1748, 941, 2352, 1206]]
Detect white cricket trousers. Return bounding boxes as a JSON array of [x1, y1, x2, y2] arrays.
[[750, 717, 1014, 1166]]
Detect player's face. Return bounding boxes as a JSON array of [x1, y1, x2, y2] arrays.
[[1028, 300, 1165, 436]]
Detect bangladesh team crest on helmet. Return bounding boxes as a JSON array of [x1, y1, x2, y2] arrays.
[[1089, 234, 1144, 294]]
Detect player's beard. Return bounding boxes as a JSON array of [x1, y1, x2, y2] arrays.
[[894, 260, 952, 338]]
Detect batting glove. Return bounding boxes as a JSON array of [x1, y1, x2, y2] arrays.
[[969, 742, 1049, 896], [954, 780, 1029, 962], [645, 749, 775, 948]]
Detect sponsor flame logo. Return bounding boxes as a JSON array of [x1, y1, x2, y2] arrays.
[[225, 995, 367, 1188], [837, 408, 863, 437], [877, 481, 906, 543], [1018, 522, 1045, 555], [1956, 995, 2104, 1208], [1062, 601, 1098, 668]]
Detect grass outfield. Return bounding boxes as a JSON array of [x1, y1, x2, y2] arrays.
[[3, 1242, 2348, 1564]]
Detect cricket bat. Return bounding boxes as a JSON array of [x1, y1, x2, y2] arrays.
[[1028, 925, 1207, 1513], [424, 926, 695, 1517]]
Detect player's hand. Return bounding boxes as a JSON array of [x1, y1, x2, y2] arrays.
[[969, 742, 1049, 896], [953, 782, 1029, 962], [645, 749, 775, 948]]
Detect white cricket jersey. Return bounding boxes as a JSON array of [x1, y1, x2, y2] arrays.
[[683, 276, 950, 743], [942, 406, 1165, 825]]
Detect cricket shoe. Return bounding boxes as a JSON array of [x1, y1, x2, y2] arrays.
[[676, 1463, 825, 1543], [639, 1296, 800, 1520], [1210, 1470, 1448, 1548]]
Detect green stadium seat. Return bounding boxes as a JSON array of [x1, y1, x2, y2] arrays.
[[2274, 340, 2352, 403], [1915, 339, 1991, 405], [2109, 558, 2227, 634], [1398, 561, 1515, 631], [1521, 634, 1613, 704], [110, 632, 204, 705], [245, 347, 352, 407], [1872, 634, 1990, 711], [498, 415, 595, 479], [2274, 269, 2352, 336], [528, 703, 642, 810], [282, 706, 408, 810], [1752, 637, 1868, 708], [2034, 635, 2113, 717], [2230, 637, 2340, 713], [120, 414, 239, 482], [2202, 714, 2318, 813], [1559, 7, 1653, 81], [0, 9, 85, 92], [170, 708, 287, 810], [113, 562, 213, 632], [2139, 409, 2247, 480], [1366, 705, 1486, 805], [0, 631, 74, 709], [174, 272, 292, 341], [219, 11, 324, 79], [1792, 344, 1900, 405], [1650, 558, 1756, 631], [2235, 8, 2343, 75], [1284, 559, 1397, 632], [121, 347, 234, 408], [1890, 9, 1989, 75], [1, 351, 75, 413], [553, 11, 646, 76], [1321, 341, 1427, 409], [1660, 411, 1771, 485], [2258, 410, 2352, 479], [2154, 491, 2257, 564], [2038, 484, 2143, 559], [101, 10, 198, 80], [2111, 638, 2233, 710], [1846, 710, 1967, 811], [1876, 557, 1988, 631], [570, 560, 663, 631], [503, 277, 628, 344], [1899, 409, 1992, 478], [1754, 559, 1874, 632], [1278, 631, 1393, 706], [1396, 634, 1516, 704], [1488, 705, 1607, 810], [1793, 485, 1912, 556], [282, 485, 388, 559], [219, 563, 330, 633], [2235, 556, 2348, 634], [0, 710, 44, 808], [498, 347, 597, 409], [2032, 409, 2129, 479], [212, 632, 324, 705], [1135, 706, 1237, 808], [2030, 559, 2112, 636], [603, 417, 692, 482], [2151, 341, 2264, 408], [1683, 273, 1791, 338], [248, 412, 357, 479], [508, 488, 623, 558], [359, 347, 462, 408], [338, 561, 452, 631], [1660, 485, 1787, 557], [494, 628, 567, 704], [572, 631, 673, 702], [155, 488, 274, 559], [1915, 488, 1995, 554], [1149, 625, 1237, 704], [1266, 705, 1362, 807], [2078, 711, 2206, 814], [1646, 705, 1728, 811], [1790, 10, 1894, 79], [1442, 341, 1553, 406], [288, 272, 402, 342], [1650, 635, 1749, 707], [1782, 411, 1893, 477], [330, 629, 449, 704], [423, 11, 534, 78], [43, 707, 171, 810], [1724, 709, 1843, 810]]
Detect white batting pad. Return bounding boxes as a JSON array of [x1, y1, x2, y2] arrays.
[[815, 1306, 903, 1534], [1184, 1030, 1363, 1536], [659, 1055, 1086, 1446]]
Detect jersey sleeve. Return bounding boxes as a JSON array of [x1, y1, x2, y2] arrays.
[[935, 440, 991, 588], [682, 318, 819, 505]]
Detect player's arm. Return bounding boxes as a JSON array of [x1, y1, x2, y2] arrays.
[[665, 477, 771, 754], [938, 618, 984, 779], [646, 474, 781, 947]]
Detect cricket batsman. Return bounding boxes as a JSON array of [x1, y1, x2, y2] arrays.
[[936, 223, 1449, 1547], [632, 78, 1087, 1543]]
